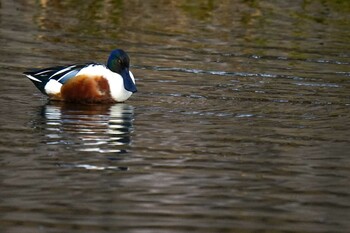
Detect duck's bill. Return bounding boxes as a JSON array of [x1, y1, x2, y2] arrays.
[[121, 68, 137, 93]]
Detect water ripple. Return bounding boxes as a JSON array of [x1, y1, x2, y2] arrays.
[[136, 65, 305, 80], [56, 163, 129, 171], [34, 103, 135, 155]]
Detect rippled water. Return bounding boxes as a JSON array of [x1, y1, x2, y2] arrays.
[[1, 1, 350, 232]]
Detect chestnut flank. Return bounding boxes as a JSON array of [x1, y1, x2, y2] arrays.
[[61, 75, 113, 103]]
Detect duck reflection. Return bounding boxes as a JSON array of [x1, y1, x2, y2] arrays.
[[40, 102, 134, 154]]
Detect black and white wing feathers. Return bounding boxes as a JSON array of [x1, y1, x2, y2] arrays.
[[24, 63, 95, 95]]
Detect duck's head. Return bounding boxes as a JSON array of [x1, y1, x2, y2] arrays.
[[107, 49, 137, 93]]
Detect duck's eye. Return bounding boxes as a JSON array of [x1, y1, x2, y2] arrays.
[[117, 59, 122, 65]]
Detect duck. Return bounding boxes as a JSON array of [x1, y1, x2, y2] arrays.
[[24, 49, 137, 103]]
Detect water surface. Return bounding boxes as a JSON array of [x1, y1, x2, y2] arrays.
[[0, 1, 350, 232]]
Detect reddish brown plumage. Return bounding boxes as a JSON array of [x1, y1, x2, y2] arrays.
[[60, 75, 113, 103]]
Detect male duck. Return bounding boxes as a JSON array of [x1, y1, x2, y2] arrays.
[[24, 49, 137, 103]]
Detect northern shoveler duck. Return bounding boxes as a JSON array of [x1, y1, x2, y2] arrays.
[[24, 49, 137, 103]]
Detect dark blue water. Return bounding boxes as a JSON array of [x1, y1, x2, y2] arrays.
[[0, 1, 349, 232]]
